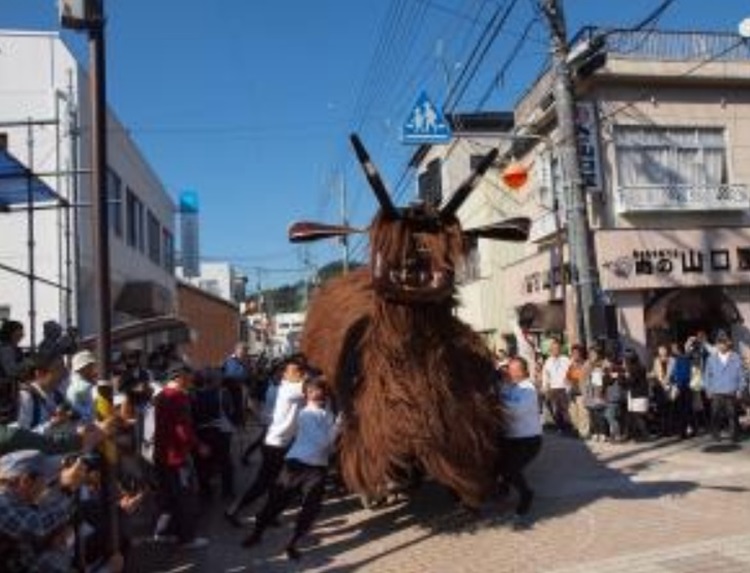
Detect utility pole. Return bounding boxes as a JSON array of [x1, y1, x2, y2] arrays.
[[540, 0, 600, 347], [85, 0, 119, 555]]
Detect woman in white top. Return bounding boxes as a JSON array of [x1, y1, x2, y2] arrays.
[[498, 356, 542, 518]]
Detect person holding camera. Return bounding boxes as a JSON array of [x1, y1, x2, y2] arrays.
[[0, 448, 126, 573]]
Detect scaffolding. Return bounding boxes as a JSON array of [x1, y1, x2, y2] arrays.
[[0, 118, 78, 350]]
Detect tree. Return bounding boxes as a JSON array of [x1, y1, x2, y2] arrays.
[[317, 259, 364, 285]]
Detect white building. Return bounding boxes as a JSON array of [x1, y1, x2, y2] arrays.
[[0, 30, 176, 346], [175, 261, 247, 304]]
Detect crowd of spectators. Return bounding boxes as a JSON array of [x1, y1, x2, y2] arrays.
[[0, 316, 343, 569], [497, 325, 750, 445], [3, 312, 749, 571]]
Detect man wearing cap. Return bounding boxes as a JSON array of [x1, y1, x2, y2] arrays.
[[66, 350, 98, 424], [0, 449, 84, 572], [704, 332, 746, 442]]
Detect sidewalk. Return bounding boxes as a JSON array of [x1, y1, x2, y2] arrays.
[[129, 432, 750, 572]]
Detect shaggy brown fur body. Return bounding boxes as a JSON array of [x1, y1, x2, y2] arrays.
[[301, 227, 503, 507]]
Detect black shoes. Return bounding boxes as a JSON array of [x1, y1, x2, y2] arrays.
[[241, 531, 262, 548], [285, 545, 301, 561], [224, 510, 243, 528], [516, 489, 534, 516]]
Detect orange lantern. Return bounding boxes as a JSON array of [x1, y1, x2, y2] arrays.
[[501, 160, 529, 190]]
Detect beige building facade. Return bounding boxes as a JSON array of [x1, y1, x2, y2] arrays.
[[420, 29, 750, 358]]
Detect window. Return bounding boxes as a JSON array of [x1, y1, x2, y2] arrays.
[[162, 229, 174, 273], [125, 188, 145, 251], [147, 211, 161, 265], [107, 168, 122, 237], [615, 126, 727, 188], [462, 235, 481, 282], [199, 279, 221, 297], [418, 158, 442, 206]]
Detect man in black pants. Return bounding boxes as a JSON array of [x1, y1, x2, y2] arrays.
[[242, 375, 340, 560], [225, 357, 306, 526], [497, 356, 543, 521]]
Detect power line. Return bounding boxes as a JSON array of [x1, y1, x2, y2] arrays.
[[631, 0, 677, 31], [475, 16, 541, 110], [445, 0, 521, 110]]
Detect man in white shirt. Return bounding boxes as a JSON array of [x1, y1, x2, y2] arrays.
[[542, 339, 572, 434], [225, 356, 306, 527], [498, 356, 542, 519], [242, 375, 340, 560]]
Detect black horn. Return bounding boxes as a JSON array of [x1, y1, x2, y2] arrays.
[[350, 134, 399, 219], [440, 147, 498, 219]]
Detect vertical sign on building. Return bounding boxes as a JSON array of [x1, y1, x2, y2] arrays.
[[179, 190, 200, 278], [574, 101, 603, 192]]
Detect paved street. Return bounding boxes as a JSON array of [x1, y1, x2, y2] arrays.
[[129, 431, 750, 573]]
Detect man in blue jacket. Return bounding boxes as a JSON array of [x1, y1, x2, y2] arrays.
[[704, 332, 746, 442]]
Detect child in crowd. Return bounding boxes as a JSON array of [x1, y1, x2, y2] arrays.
[[241, 375, 340, 561]]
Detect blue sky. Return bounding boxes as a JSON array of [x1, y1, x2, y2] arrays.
[[3, 0, 749, 287]]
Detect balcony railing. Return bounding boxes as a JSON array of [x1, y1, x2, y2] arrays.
[[571, 27, 750, 63], [616, 183, 750, 214]]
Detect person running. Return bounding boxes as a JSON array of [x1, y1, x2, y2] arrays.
[[224, 356, 306, 527], [497, 356, 542, 521], [241, 375, 340, 561]]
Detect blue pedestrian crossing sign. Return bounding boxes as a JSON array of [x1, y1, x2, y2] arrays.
[[402, 91, 452, 144]]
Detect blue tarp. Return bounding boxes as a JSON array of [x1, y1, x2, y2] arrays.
[[0, 148, 60, 209]]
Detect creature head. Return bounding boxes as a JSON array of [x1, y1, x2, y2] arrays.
[[289, 134, 530, 304], [368, 202, 464, 303]]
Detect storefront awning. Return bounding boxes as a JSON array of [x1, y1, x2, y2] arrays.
[[79, 315, 190, 348], [0, 148, 61, 210], [115, 281, 173, 318]]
